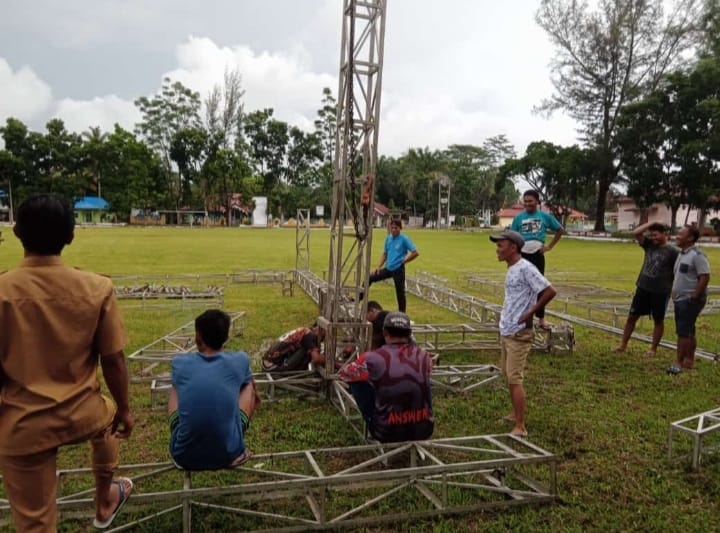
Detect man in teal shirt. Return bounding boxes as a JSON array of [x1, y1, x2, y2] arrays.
[[367, 219, 419, 312], [510, 190, 564, 329]]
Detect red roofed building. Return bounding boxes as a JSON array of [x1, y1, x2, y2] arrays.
[[372, 201, 391, 227]]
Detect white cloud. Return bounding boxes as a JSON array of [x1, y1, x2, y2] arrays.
[[0, 59, 53, 124], [54, 95, 140, 135], [164, 36, 335, 131], [0, 0, 582, 157]]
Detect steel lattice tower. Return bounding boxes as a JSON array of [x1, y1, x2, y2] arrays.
[[319, 0, 387, 370]]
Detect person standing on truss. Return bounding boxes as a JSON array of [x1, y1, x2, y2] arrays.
[[0, 194, 134, 530], [491, 230, 556, 438], [366, 219, 419, 312], [510, 190, 564, 330]]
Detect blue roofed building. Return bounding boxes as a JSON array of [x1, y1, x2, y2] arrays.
[[74, 196, 109, 223]]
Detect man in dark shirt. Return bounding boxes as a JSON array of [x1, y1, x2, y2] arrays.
[[340, 312, 433, 443], [613, 222, 678, 356], [366, 300, 388, 350]]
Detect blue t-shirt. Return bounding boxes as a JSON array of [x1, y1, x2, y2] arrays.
[[384, 233, 416, 271], [170, 351, 252, 470], [511, 210, 562, 244]]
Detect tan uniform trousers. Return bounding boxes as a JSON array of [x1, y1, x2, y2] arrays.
[[0, 425, 119, 533]]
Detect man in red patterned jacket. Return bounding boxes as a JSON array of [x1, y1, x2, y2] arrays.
[[339, 312, 433, 442]]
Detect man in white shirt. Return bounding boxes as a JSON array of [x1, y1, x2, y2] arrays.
[[490, 230, 556, 437]]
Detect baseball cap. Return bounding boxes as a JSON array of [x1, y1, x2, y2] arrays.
[[489, 230, 525, 250], [384, 311, 412, 331]]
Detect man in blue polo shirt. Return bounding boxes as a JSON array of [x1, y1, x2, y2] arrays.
[[168, 309, 260, 470], [367, 219, 419, 312]]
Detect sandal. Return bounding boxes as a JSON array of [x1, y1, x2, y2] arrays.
[[230, 449, 252, 468], [93, 478, 133, 529], [666, 364, 682, 375]]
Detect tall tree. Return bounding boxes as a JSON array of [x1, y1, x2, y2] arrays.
[[536, 0, 702, 230], [134, 78, 203, 209], [618, 54, 720, 230], [243, 109, 289, 214], [99, 125, 167, 220], [205, 68, 245, 151], [81, 126, 109, 198], [502, 141, 594, 224], [314, 87, 337, 165]]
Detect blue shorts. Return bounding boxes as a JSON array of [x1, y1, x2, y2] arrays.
[[674, 298, 706, 337]]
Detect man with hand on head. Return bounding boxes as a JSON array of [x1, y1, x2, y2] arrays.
[[613, 222, 678, 357], [0, 193, 133, 531], [491, 230, 556, 437]]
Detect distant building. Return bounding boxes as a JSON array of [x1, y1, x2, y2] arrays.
[[372, 201, 391, 228], [616, 197, 720, 231], [74, 196, 109, 223]]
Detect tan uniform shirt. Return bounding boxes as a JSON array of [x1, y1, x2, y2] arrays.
[[0, 256, 128, 456]]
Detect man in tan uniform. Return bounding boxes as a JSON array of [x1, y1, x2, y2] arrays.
[[0, 194, 134, 531]]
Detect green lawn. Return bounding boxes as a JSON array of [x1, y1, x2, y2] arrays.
[[1, 226, 720, 532]]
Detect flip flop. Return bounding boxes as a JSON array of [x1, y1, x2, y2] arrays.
[[93, 477, 133, 529], [230, 449, 252, 468], [500, 415, 516, 424], [510, 430, 529, 438], [537, 323, 552, 331], [666, 365, 682, 375]]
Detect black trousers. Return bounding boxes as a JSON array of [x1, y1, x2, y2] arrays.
[[521, 251, 547, 319], [369, 264, 407, 312]]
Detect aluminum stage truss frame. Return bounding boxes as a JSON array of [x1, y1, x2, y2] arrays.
[[151, 370, 325, 410], [405, 275, 575, 354], [115, 285, 224, 311], [112, 271, 290, 290], [668, 407, 720, 469], [128, 311, 247, 382], [0, 436, 556, 532]]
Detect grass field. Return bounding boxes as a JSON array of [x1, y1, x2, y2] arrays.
[[1, 226, 720, 532]]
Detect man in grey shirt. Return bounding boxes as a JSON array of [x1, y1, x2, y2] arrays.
[[667, 225, 710, 374]]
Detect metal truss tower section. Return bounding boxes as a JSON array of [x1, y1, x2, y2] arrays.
[[295, 208, 310, 273], [437, 174, 451, 229], [321, 0, 387, 365]]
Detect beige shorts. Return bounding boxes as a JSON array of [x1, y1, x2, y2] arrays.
[[500, 328, 534, 385]]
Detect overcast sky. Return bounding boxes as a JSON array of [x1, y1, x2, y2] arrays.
[[0, 0, 580, 157]]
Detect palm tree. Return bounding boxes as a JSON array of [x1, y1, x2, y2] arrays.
[[82, 126, 109, 198]]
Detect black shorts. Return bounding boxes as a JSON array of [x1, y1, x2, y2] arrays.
[[674, 298, 706, 337], [629, 287, 669, 322]]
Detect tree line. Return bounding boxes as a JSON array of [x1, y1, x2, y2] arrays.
[[0, 77, 519, 225], [1, 0, 717, 229], [512, 0, 720, 231]]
